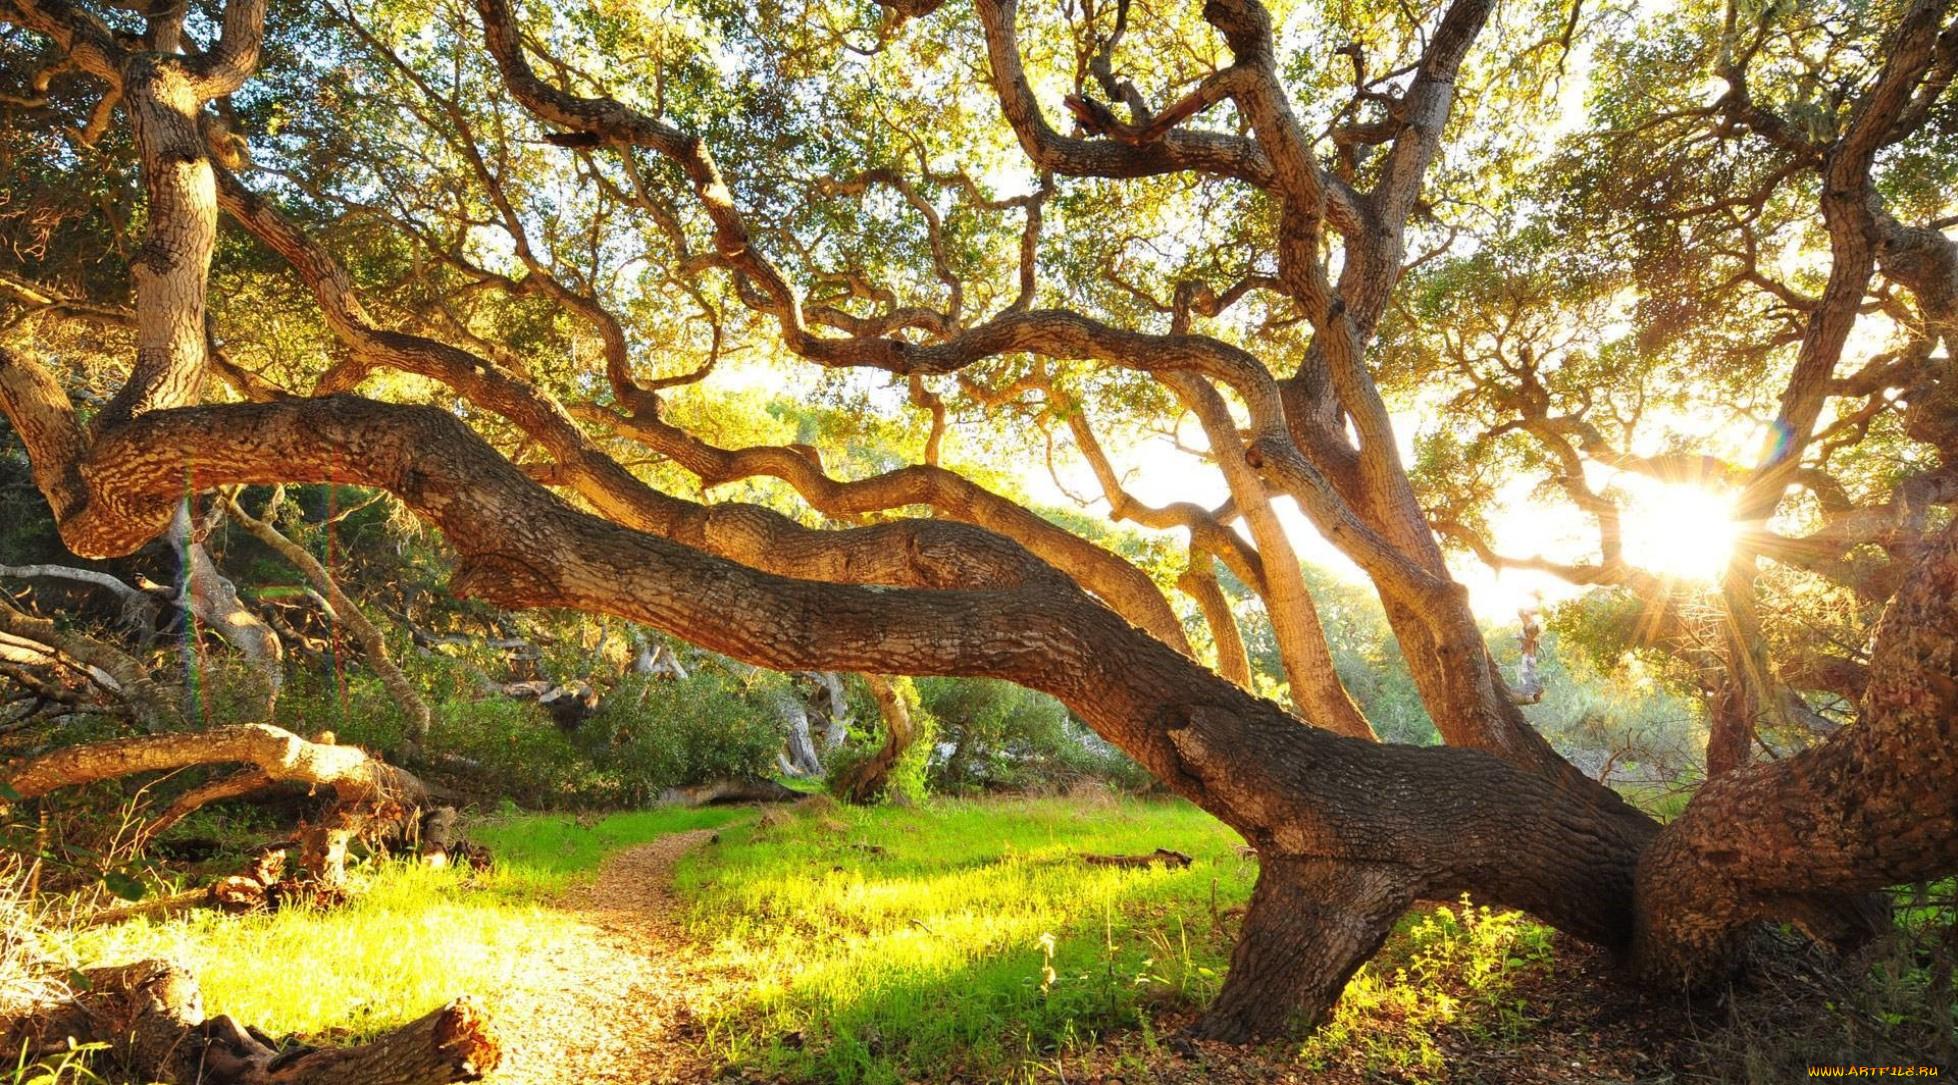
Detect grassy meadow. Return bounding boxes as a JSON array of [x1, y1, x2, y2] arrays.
[[674, 797, 1560, 1084], [36, 807, 744, 1041], [20, 797, 1580, 1084]]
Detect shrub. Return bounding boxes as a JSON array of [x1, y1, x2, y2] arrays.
[[429, 695, 596, 807], [274, 668, 413, 752], [823, 676, 938, 805], [583, 670, 785, 805], [921, 677, 1152, 794]]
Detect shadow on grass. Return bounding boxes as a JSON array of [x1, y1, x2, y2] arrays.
[[677, 797, 1255, 1084], [674, 797, 1618, 1085]]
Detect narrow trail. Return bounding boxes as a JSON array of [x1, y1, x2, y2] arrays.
[[487, 828, 725, 1085]]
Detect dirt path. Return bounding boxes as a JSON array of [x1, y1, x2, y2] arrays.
[[486, 828, 725, 1085]]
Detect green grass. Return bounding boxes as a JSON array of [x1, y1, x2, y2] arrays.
[[468, 806, 745, 879], [1298, 897, 1558, 1076], [676, 796, 1256, 1084], [40, 806, 744, 1042], [28, 798, 1573, 1085], [677, 797, 1567, 1085]]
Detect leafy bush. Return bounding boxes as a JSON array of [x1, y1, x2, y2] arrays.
[[274, 668, 413, 751], [276, 657, 785, 809], [429, 695, 596, 807], [823, 676, 938, 805], [582, 670, 785, 805], [430, 671, 784, 810], [921, 678, 1152, 794]]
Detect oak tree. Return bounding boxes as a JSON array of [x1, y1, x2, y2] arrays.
[[2, 0, 1956, 1041]]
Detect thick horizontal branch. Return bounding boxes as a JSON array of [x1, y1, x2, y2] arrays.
[[584, 405, 1192, 651], [22, 393, 1659, 949], [6, 722, 423, 808]]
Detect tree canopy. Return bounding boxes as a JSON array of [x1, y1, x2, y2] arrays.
[[3, 0, 1956, 1043]]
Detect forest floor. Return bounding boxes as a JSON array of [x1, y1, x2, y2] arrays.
[[37, 797, 1955, 1085], [513, 828, 1697, 1085], [484, 827, 723, 1085], [482, 818, 1693, 1085], [491, 799, 1951, 1085]]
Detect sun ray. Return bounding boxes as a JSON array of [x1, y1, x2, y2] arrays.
[[1618, 479, 1740, 583]]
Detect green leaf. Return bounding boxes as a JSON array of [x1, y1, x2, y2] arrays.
[[0, 781, 20, 802], [102, 870, 147, 902]]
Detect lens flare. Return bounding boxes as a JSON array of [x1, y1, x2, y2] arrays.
[[1619, 480, 1739, 583]]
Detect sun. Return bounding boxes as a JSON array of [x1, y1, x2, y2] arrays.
[[1618, 479, 1741, 583]]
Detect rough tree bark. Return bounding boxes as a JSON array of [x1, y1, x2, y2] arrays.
[[1633, 519, 1958, 985], [4, 722, 426, 886], [3, 0, 1957, 1046], [0, 388, 1672, 1032]]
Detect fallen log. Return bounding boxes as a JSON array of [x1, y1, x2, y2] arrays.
[[657, 776, 799, 806], [83, 875, 277, 928], [4, 724, 422, 807], [4, 959, 499, 1084], [3, 723, 427, 886], [135, 768, 277, 849], [1080, 848, 1194, 869]]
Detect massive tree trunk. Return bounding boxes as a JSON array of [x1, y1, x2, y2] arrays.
[[3, 343, 1952, 1039], [5, 0, 1957, 1046], [1633, 520, 1958, 984], [1193, 858, 1414, 1040], [0, 387, 1672, 1028]]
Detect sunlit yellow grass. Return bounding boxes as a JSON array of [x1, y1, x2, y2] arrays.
[[38, 807, 742, 1040], [25, 799, 1564, 1085], [676, 797, 1257, 1083], [678, 798, 1562, 1085]]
